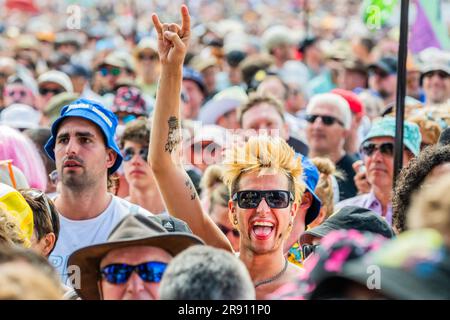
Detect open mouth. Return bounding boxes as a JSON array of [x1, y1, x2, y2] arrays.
[[251, 221, 275, 240]]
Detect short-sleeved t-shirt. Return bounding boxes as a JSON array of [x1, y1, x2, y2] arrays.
[[335, 154, 358, 201], [49, 195, 152, 285]]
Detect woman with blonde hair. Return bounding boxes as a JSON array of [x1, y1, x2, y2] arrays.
[[307, 157, 339, 229]]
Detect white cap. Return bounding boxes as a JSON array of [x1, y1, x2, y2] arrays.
[[191, 125, 227, 147], [0, 103, 41, 130], [198, 87, 248, 125], [38, 70, 74, 93]]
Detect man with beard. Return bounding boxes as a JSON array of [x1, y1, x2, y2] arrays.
[[149, 5, 306, 299], [367, 57, 398, 107], [44, 98, 152, 284]]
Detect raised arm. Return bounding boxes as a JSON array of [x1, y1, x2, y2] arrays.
[[149, 6, 232, 252]]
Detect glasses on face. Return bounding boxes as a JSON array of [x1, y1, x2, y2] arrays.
[[305, 114, 344, 127], [122, 147, 149, 162], [302, 244, 319, 260], [138, 53, 158, 61], [369, 69, 389, 78], [100, 261, 167, 284], [232, 190, 294, 209], [217, 223, 240, 237], [360, 141, 394, 157], [117, 114, 137, 124], [5, 88, 28, 98], [424, 70, 449, 79], [39, 87, 63, 96], [98, 66, 122, 77]]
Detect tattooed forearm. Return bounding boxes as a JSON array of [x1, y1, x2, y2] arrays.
[[165, 116, 180, 153], [185, 179, 197, 200]]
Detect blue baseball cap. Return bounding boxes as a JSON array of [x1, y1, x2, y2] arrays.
[[300, 155, 322, 225], [44, 98, 123, 174]]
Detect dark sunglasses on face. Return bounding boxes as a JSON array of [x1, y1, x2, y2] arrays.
[[302, 244, 319, 260], [100, 261, 167, 284], [39, 87, 63, 95], [98, 66, 121, 77], [6, 89, 28, 97], [369, 69, 389, 78], [138, 53, 158, 61], [424, 70, 449, 79], [232, 190, 294, 209], [360, 141, 394, 157], [122, 147, 149, 162], [217, 224, 240, 237], [305, 114, 344, 127]]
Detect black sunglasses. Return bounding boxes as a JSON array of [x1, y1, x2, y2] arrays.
[[100, 261, 167, 284], [302, 244, 320, 260], [39, 87, 63, 95], [305, 114, 344, 127], [122, 147, 148, 162], [217, 223, 240, 237], [424, 70, 448, 79], [138, 53, 158, 61], [232, 190, 294, 209], [360, 141, 394, 157]]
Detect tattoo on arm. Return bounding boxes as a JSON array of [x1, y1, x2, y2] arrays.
[[185, 179, 197, 200], [165, 116, 180, 153]]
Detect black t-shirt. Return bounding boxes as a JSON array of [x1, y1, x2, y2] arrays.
[[336, 154, 358, 201], [287, 136, 309, 156]]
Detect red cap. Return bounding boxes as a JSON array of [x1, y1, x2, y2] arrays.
[[331, 88, 364, 115]]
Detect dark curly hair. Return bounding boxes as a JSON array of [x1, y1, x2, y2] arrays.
[[392, 145, 450, 233]]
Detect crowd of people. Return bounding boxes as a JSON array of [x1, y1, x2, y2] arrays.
[[0, 0, 450, 300]]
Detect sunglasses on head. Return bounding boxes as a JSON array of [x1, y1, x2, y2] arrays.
[[138, 53, 158, 61], [39, 87, 63, 95], [232, 190, 294, 209], [217, 223, 240, 237], [122, 147, 149, 162], [100, 261, 167, 284], [98, 66, 121, 77], [305, 114, 344, 127], [360, 141, 394, 157]]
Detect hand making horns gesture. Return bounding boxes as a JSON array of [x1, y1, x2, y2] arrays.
[[151, 5, 191, 66]]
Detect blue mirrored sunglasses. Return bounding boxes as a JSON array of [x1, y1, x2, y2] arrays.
[[100, 261, 168, 284]]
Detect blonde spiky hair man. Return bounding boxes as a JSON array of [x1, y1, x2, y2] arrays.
[[148, 6, 306, 298]]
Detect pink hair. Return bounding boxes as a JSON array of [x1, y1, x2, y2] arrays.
[[0, 125, 47, 190]]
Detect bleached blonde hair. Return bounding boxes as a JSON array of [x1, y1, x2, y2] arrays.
[[223, 136, 305, 204]]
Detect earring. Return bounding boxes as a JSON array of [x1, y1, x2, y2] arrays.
[[233, 216, 238, 226]]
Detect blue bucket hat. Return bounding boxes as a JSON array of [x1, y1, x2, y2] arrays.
[[300, 155, 322, 225], [362, 117, 422, 156], [44, 98, 123, 174]]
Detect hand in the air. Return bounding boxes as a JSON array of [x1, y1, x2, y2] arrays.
[[151, 5, 190, 66]]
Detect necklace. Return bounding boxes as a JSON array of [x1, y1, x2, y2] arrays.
[[254, 259, 289, 288]]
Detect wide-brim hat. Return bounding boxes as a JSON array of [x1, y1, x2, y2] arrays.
[[68, 214, 204, 300]]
